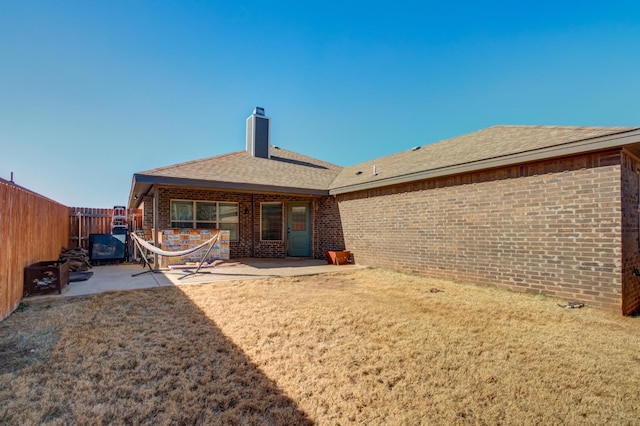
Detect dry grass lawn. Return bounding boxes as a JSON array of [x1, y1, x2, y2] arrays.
[[1, 268, 640, 425]]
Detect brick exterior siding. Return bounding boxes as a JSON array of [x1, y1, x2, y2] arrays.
[[336, 150, 633, 313], [138, 148, 640, 314], [621, 151, 640, 314], [151, 187, 324, 259], [315, 196, 346, 253], [141, 195, 154, 240]]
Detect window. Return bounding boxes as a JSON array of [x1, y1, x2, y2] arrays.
[[261, 203, 282, 240], [171, 200, 238, 240], [171, 201, 193, 229], [218, 203, 238, 241], [195, 202, 216, 228]]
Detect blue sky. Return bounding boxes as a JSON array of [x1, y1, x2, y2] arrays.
[[1, 1, 639, 207]]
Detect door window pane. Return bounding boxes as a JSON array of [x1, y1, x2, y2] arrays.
[[291, 206, 307, 231]]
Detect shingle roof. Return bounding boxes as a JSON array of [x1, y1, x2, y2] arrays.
[[136, 147, 342, 192], [329, 125, 640, 191], [131, 124, 640, 206]]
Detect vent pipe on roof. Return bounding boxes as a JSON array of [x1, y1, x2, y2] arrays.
[[246, 107, 271, 159]]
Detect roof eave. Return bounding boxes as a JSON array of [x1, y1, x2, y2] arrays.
[[329, 128, 640, 195], [132, 174, 330, 197]]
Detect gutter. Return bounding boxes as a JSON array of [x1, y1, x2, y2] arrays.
[[329, 128, 640, 195]]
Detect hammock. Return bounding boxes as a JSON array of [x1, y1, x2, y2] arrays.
[[130, 232, 220, 278], [130, 232, 218, 257]]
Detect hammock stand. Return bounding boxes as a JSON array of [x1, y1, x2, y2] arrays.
[[130, 232, 220, 279]]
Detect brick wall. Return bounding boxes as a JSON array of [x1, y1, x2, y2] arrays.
[[141, 196, 154, 240], [337, 150, 626, 313], [154, 187, 324, 258], [315, 196, 346, 254], [621, 151, 640, 314]]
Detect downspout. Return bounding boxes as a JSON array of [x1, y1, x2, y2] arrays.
[[251, 194, 255, 257]]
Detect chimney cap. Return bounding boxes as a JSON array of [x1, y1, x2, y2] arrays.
[[253, 107, 265, 116]]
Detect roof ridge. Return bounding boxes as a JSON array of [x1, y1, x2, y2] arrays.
[[271, 146, 343, 169]]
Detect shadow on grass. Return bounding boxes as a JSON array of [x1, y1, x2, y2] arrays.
[[0, 287, 313, 425]]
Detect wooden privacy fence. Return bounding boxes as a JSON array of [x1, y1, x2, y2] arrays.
[[1, 180, 142, 321], [68, 207, 142, 250], [0, 179, 69, 321]]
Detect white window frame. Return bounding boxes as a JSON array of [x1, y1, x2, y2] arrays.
[[170, 199, 238, 241]]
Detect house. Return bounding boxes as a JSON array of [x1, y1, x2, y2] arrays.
[[128, 108, 640, 315]]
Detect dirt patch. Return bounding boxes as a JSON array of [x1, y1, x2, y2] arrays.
[[1, 268, 639, 424]]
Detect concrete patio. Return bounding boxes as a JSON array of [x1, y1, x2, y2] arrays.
[[23, 258, 366, 303]]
